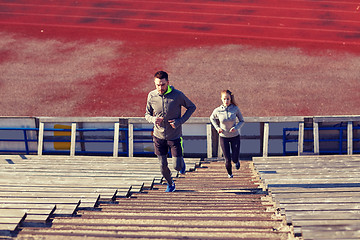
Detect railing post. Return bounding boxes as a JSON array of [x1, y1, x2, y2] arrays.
[[37, 122, 44, 156], [347, 121, 353, 155], [23, 129, 30, 155], [262, 122, 269, 157], [206, 123, 212, 158], [298, 122, 304, 156], [70, 123, 76, 156], [113, 122, 120, 157], [313, 121, 319, 155], [128, 123, 134, 157]]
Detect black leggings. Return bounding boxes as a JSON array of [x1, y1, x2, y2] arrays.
[[220, 135, 240, 175]]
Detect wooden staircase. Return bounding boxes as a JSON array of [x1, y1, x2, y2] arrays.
[[14, 159, 294, 239]]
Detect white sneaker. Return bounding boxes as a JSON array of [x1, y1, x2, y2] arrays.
[[228, 174, 233, 178]]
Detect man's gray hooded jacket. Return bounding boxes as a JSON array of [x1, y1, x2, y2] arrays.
[[145, 85, 196, 140]]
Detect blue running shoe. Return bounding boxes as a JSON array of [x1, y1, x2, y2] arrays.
[[180, 162, 186, 174], [165, 182, 176, 192]]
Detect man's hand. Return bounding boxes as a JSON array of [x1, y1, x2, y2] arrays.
[[168, 119, 176, 129], [155, 117, 163, 126]]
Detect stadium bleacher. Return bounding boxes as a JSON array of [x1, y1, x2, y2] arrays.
[[0, 0, 359, 239]]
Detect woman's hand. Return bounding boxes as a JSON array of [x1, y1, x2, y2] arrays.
[[229, 127, 236, 133], [218, 128, 224, 133], [155, 117, 163, 125]]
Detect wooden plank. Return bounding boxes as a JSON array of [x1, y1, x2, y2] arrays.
[[0, 209, 27, 232], [253, 155, 360, 162], [0, 183, 134, 193], [26, 208, 56, 216], [258, 169, 360, 176], [254, 158, 360, 163], [0, 201, 79, 216], [276, 196, 360, 203], [260, 167, 359, 173], [0, 165, 162, 171], [0, 198, 80, 205], [264, 179, 359, 185], [0, 170, 160, 178], [0, 203, 73, 216], [0, 192, 100, 199], [0, 204, 56, 210], [254, 154, 360, 159], [284, 211, 360, 220], [0, 169, 161, 176], [0, 209, 26, 218], [301, 228, 360, 240], [292, 219, 360, 226], [16, 208, 56, 223], [116, 190, 131, 198], [258, 173, 360, 179], [0, 218, 24, 224], [0, 185, 121, 194], [0, 176, 154, 187], [0, 194, 98, 208], [0, 222, 22, 232], [269, 187, 360, 194], [25, 214, 50, 223], [255, 163, 360, 169], [0, 204, 74, 216], [0, 189, 117, 200], [279, 203, 360, 211], [272, 191, 360, 199], [53, 204, 79, 215]]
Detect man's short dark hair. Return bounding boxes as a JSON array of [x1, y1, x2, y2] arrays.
[[154, 71, 168, 81]]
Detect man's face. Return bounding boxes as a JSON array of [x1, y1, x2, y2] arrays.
[[154, 77, 169, 95]]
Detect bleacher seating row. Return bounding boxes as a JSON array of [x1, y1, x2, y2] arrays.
[[253, 155, 360, 239], [0, 155, 201, 235]]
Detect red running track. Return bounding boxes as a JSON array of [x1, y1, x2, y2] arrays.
[[1, 0, 360, 45], [0, 0, 359, 117]]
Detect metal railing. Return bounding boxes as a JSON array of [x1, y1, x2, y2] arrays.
[[0, 126, 129, 156], [283, 125, 360, 155], [0, 127, 38, 154], [0, 115, 359, 157]]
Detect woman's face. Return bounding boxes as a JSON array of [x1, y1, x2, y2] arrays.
[[221, 93, 231, 107]]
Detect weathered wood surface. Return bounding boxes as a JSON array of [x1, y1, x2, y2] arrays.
[[0, 209, 27, 232], [0, 155, 202, 235], [253, 155, 360, 240], [16, 159, 295, 240]]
